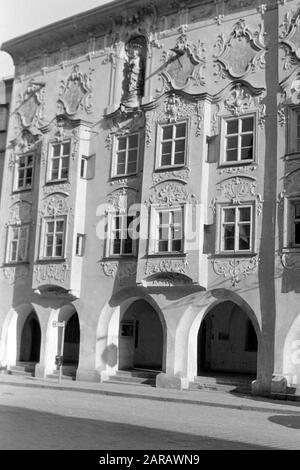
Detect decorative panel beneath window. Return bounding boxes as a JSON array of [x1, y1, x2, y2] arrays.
[[34, 263, 70, 285], [212, 176, 263, 215], [146, 181, 197, 207], [100, 260, 137, 285], [212, 256, 259, 287], [143, 272, 193, 287], [1, 265, 30, 286], [144, 258, 189, 276]]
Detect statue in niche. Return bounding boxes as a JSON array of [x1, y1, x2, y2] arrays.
[[123, 37, 146, 106]]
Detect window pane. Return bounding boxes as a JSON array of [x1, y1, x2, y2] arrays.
[[124, 238, 133, 254], [239, 224, 250, 250], [52, 159, 60, 170], [226, 136, 238, 149], [173, 210, 182, 225], [63, 142, 70, 155], [112, 239, 121, 254], [56, 221, 64, 232], [160, 211, 169, 225], [127, 162, 137, 174], [172, 239, 182, 251], [47, 222, 55, 233], [158, 240, 168, 252], [53, 145, 60, 157], [241, 147, 253, 160], [242, 117, 254, 132], [224, 225, 235, 250], [295, 222, 300, 244], [161, 141, 172, 155], [162, 125, 173, 140], [226, 120, 238, 135], [117, 151, 126, 164], [241, 134, 253, 148], [295, 204, 300, 219], [239, 207, 251, 222], [176, 123, 186, 138], [55, 244, 63, 257], [128, 149, 137, 163], [224, 208, 236, 222], [118, 137, 126, 151], [61, 167, 69, 179], [128, 134, 138, 148]]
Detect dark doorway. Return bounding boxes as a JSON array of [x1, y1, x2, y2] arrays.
[[19, 313, 41, 363], [63, 313, 80, 366]]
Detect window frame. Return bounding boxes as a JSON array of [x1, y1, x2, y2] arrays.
[[288, 107, 300, 155], [40, 216, 67, 260], [6, 224, 30, 264], [220, 113, 257, 167], [216, 203, 255, 255], [13, 152, 34, 192], [155, 120, 189, 170], [106, 211, 137, 258], [283, 196, 300, 249], [112, 133, 140, 178], [149, 205, 185, 255], [47, 140, 71, 183]]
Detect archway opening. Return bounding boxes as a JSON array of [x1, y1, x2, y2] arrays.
[[119, 299, 164, 371], [19, 312, 41, 363], [197, 301, 258, 380], [63, 312, 80, 367]]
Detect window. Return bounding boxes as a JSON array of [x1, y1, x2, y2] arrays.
[[49, 141, 70, 181], [15, 154, 34, 190], [223, 116, 254, 164], [154, 208, 183, 253], [113, 134, 139, 177], [109, 213, 134, 256], [296, 111, 300, 152], [220, 205, 253, 253], [42, 218, 66, 259], [80, 157, 87, 179], [75, 234, 85, 256], [7, 225, 29, 263], [158, 122, 187, 168]]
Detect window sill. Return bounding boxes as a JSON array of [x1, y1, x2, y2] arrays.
[[211, 252, 257, 259], [45, 179, 69, 186], [218, 161, 256, 169], [284, 152, 300, 161], [12, 188, 33, 195], [110, 173, 138, 181], [2, 261, 30, 267], [147, 252, 187, 258], [37, 258, 67, 264], [101, 256, 137, 262], [154, 165, 186, 172], [281, 247, 300, 254]]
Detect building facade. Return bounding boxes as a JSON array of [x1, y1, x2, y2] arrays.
[[0, 0, 300, 396]]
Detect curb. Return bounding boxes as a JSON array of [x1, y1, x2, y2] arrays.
[[1, 378, 300, 415]]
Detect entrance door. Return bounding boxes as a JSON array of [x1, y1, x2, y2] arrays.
[[20, 314, 41, 362]]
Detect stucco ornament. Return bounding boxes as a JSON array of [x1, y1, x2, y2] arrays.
[[144, 272, 192, 286], [280, 68, 300, 105], [16, 79, 45, 130], [6, 200, 32, 226], [216, 176, 256, 204], [161, 25, 206, 89], [144, 258, 189, 276], [281, 253, 300, 271], [111, 3, 158, 40], [101, 261, 137, 283], [40, 194, 70, 218], [280, 6, 300, 64], [34, 263, 70, 285], [107, 187, 138, 212], [2, 265, 29, 286], [152, 168, 190, 185], [212, 257, 259, 287], [214, 19, 266, 80], [57, 64, 94, 116], [147, 182, 197, 207], [284, 169, 300, 194]]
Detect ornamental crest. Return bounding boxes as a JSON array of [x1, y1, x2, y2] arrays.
[[147, 182, 197, 207], [40, 194, 70, 217], [107, 187, 138, 212], [216, 176, 256, 204], [161, 26, 206, 89], [16, 79, 45, 129], [57, 64, 94, 116], [214, 19, 266, 80], [212, 257, 259, 287], [7, 200, 32, 226], [280, 6, 300, 63]]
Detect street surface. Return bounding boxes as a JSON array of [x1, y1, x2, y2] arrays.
[[0, 384, 299, 450]]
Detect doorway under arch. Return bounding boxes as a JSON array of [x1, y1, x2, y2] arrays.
[[197, 301, 258, 378], [119, 299, 164, 371], [63, 312, 80, 367], [19, 312, 41, 363]]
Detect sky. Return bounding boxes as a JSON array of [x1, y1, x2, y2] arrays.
[[0, 0, 112, 78]]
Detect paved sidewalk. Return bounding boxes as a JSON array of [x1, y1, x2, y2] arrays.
[[1, 372, 300, 414]]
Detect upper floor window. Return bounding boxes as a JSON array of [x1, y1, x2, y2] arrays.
[[153, 207, 183, 253], [288, 107, 300, 154], [109, 212, 135, 256], [113, 134, 139, 177], [158, 122, 187, 168], [285, 199, 300, 248], [49, 141, 70, 182], [6, 225, 29, 263], [219, 205, 253, 253], [223, 115, 254, 165], [41, 218, 66, 259], [15, 154, 34, 191]]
